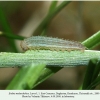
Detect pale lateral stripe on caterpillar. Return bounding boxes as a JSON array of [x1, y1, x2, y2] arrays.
[[20, 36, 86, 51]]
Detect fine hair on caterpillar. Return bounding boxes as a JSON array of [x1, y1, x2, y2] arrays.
[[20, 36, 86, 52]]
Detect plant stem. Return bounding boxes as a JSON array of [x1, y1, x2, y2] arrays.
[[41, 1, 58, 36], [82, 31, 100, 49], [48, 1, 58, 14], [33, 1, 71, 36], [0, 50, 100, 67], [34, 31, 100, 88]]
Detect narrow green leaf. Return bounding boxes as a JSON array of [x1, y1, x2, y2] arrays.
[[87, 76, 100, 89], [48, 1, 58, 13], [82, 59, 98, 90], [0, 31, 24, 40], [33, 1, 71, 36], [41, 1, 57, 36], [0, 7, 18, 52], [91, 61, 100, 82], [6, 64, 46, 90]]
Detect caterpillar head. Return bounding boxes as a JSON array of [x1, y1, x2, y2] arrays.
[[20, 40, 29, 51]]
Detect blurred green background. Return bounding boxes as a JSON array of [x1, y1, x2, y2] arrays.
[[0, 1, 100, 90]]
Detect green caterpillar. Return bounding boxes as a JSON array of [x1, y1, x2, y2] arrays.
[[21, 36, 86, 51]]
